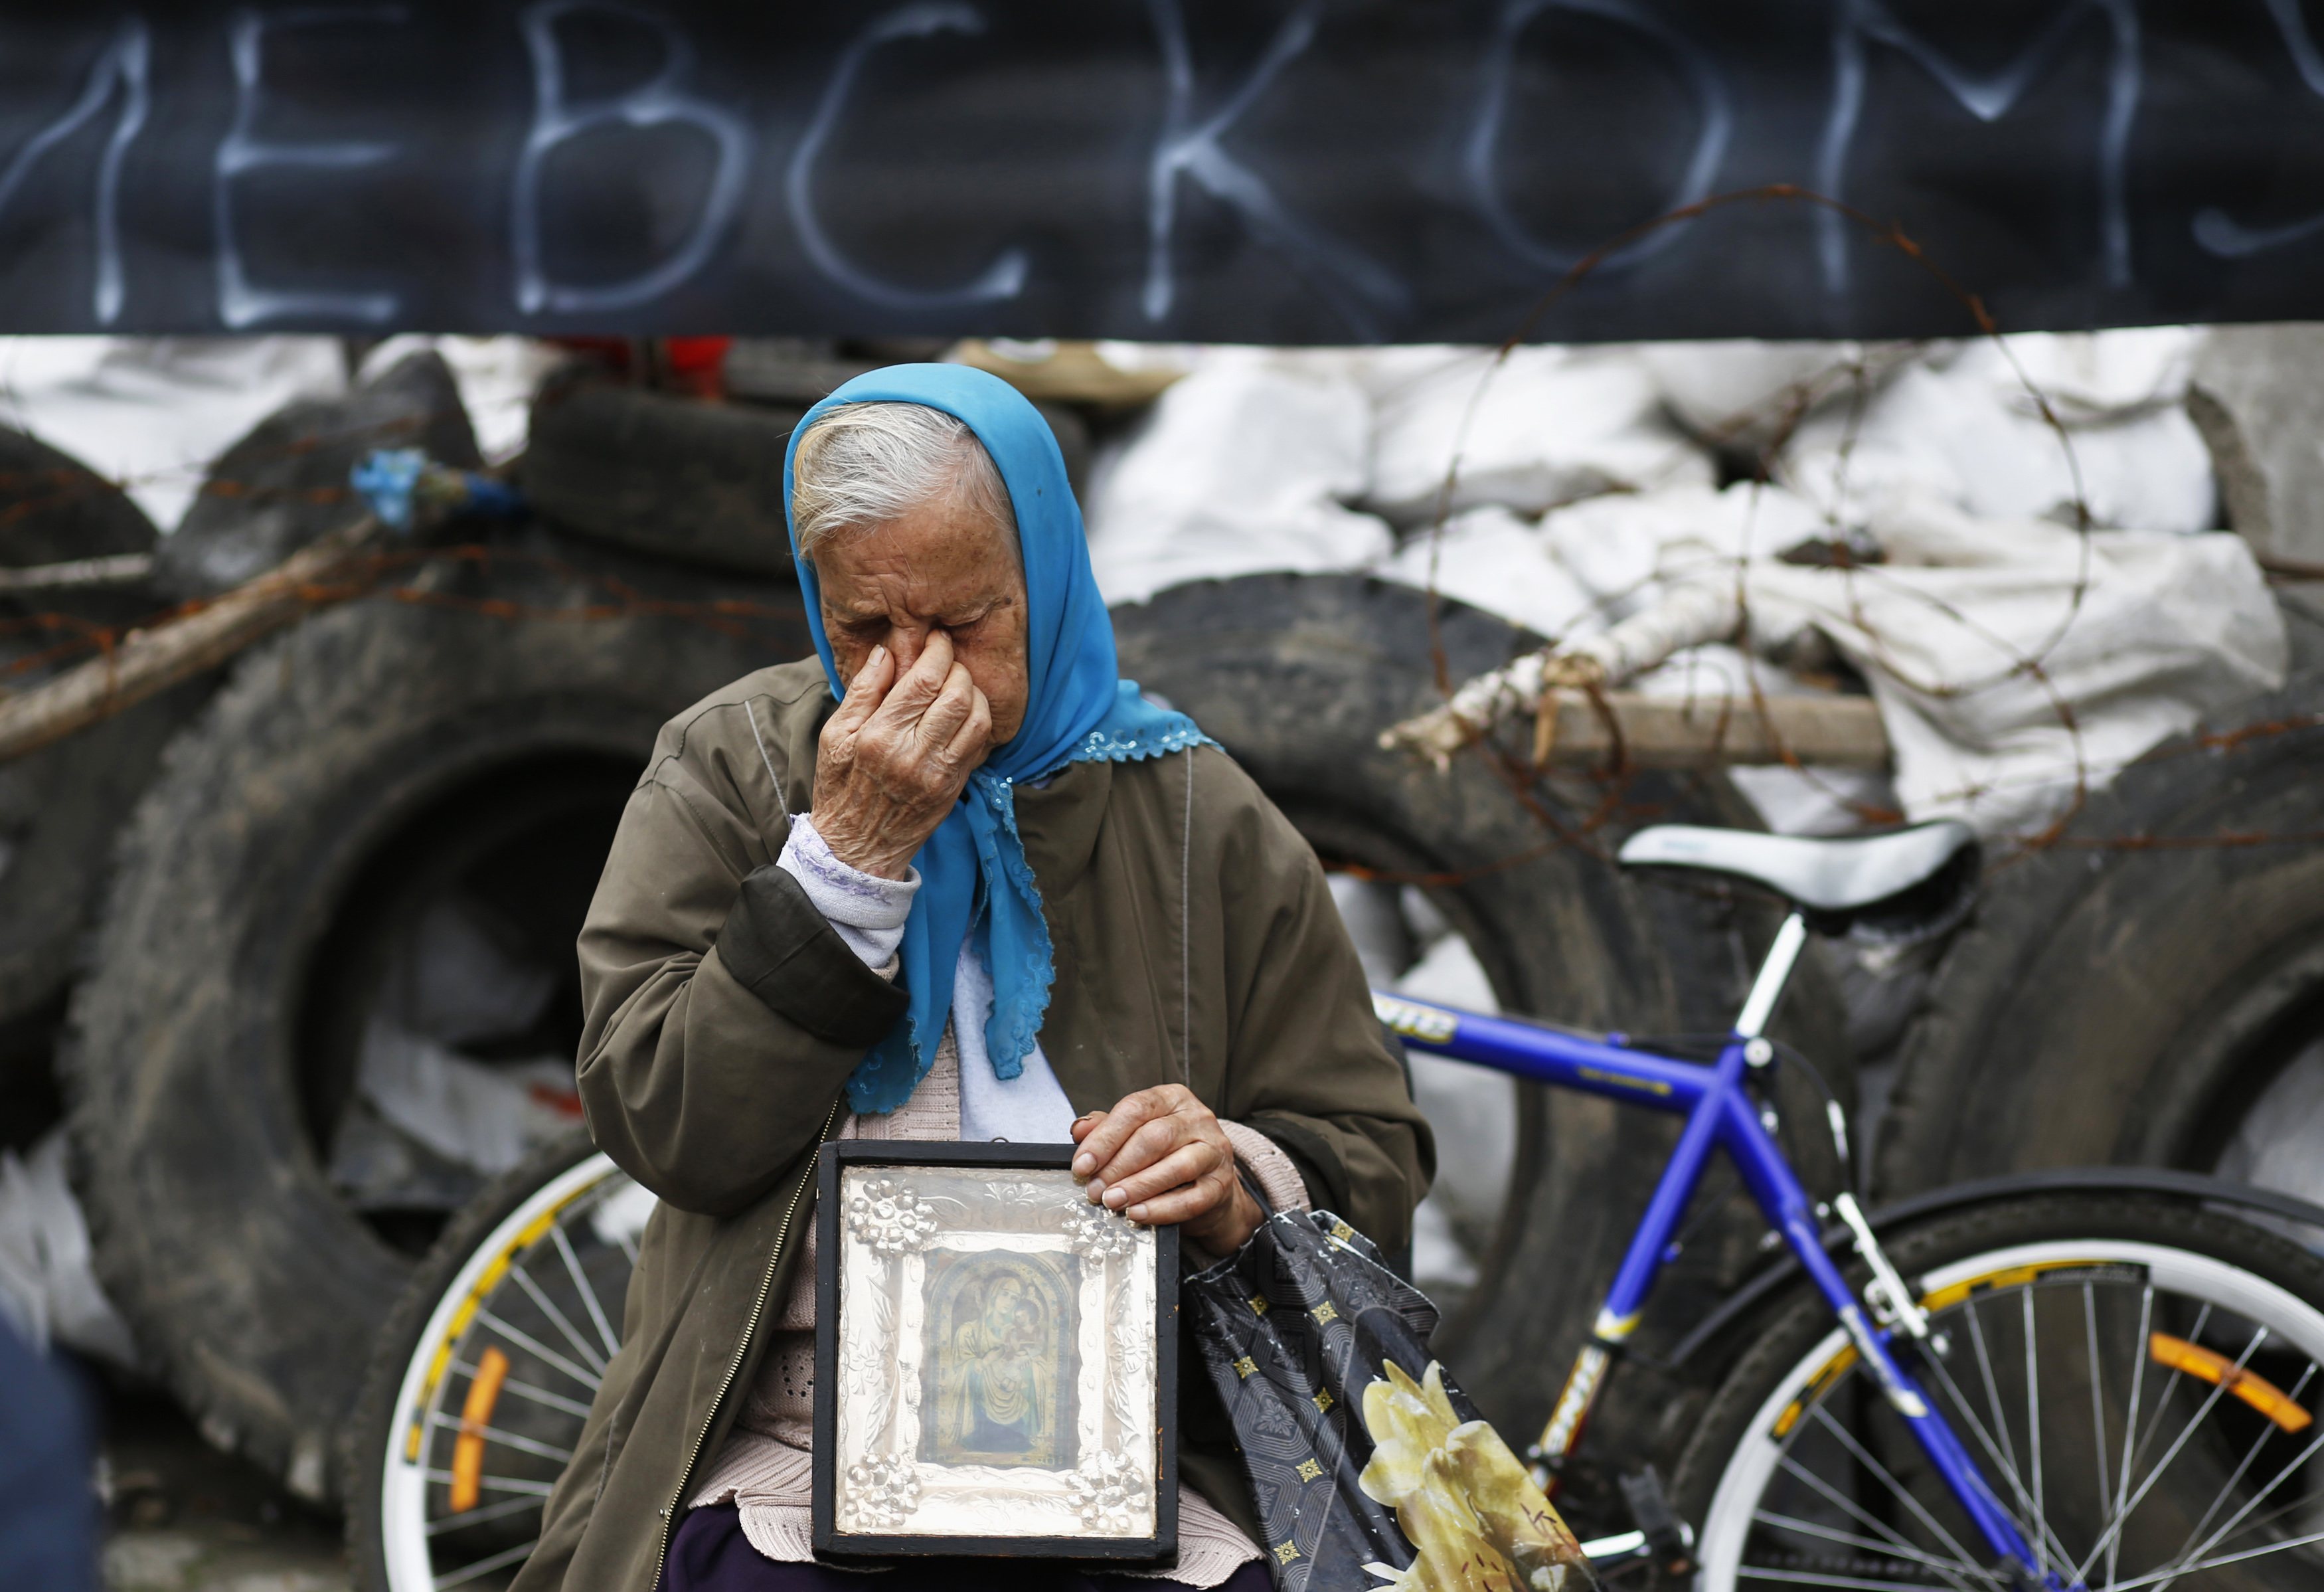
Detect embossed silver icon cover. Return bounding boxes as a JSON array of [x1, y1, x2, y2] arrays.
[[813, 1143, 1179, 1561]]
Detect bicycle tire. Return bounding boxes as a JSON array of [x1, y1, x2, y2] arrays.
[[1665, 1192, 2324, 1591], [344, 1132, 647, 1592]]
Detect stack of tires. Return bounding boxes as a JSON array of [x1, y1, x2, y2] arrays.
[[43, 358, 1848, 1534], [56, 345, 2324, 1561], [1876, 648, 2324, 1213]]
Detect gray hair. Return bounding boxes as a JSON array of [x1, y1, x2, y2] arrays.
[[791, 400, 1016, 561]]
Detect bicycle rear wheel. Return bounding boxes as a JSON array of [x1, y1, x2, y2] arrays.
[[1673, 1194, 2324, 1591], [344, 1132, 647, 1592]]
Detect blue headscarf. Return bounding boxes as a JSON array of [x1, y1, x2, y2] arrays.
[[786, 365, 1211, 1114]]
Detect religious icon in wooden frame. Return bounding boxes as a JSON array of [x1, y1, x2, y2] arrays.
[[812, 1140, 1180, 1562]]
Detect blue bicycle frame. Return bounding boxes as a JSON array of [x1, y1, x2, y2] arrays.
[[1375, 911, 2062, 1589]]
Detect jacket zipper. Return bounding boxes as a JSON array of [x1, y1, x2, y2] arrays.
[[652, 1098, 843, 1586]]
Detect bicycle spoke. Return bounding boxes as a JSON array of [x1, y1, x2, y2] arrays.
[[2109, 1283, 2157, 1590], [491, 1374, 595, 1421], [1738, 1567, 1980, 1589], [452, 1356, 594, 1421], [506, 1261, 608, 1377], [427, 1410, 575, 1465], [432, 1536, 540, 1590], [1756, 1508, 2007, 1582], [2073, 1320, 2266, 1586], [2141, 1419, 2324, 1591], [2125, 1303, 2209, 1492], [426, 1492, 544, 1536], [2165, 1359, 2317, 1575], [422, 1469, 554, 1497], [1946, 1297, 2086, 1568], [1807, 1407, 1994, 1586], [2103, 1525, 2324, 1591], [1921, 1339, 2077, 1571], [2085, 1282, 2111, 1528], [473, 1307, 602, 1392], [2023, 1288, 2046, 1579], [1773, 1453, 1989, 1592], [551, 1224, 620, 1360], [1965, 1298, 2024, 1502]]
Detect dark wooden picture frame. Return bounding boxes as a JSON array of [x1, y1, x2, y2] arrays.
[[811, 1140, 1180, 1562]]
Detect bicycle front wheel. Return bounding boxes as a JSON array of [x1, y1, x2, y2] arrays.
[[1674, 1193, 2324, 1591], [344, 1132, 650, 1592]]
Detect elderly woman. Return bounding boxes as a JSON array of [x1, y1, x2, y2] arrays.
[[511, 366, 1432, 1592]]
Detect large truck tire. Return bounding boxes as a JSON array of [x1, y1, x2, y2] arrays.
[[1111, 574, 1851, 1532], [153, 351, 480, 601], [521, 378, 1091, 577], [0, 427, 197, 1043], [1876, 667, 2324, 1205], [62, 537, 810, 1498]]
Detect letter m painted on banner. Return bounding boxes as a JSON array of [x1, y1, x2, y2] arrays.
[[1816, 0, 2138, 294], [0, 21, 148, 325]]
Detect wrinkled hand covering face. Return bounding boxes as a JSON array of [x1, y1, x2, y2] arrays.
[[1358, 1361, 1588, 1592]]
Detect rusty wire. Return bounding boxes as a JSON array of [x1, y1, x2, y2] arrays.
[[1397, 182, 2317, 884], [0, 223, 2311, 885]]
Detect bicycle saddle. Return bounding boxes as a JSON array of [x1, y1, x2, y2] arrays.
[[1616, 819, 1979, 934]]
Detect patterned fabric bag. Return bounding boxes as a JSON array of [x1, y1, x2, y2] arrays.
[[1185, 1202, 1594, 1592]]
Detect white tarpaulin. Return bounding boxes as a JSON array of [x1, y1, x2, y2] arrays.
[[1778, 329, 2218, 537], [1085, 331, 2276, 840], [1363, 344, 1712, 529], [0, 337, 348, 532], [1083, 349, 1394, 604]]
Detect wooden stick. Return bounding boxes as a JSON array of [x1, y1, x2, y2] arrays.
[[0, 517, 380, 763], [1536, 688, 1890, 769], [0, 552, 154, 592]]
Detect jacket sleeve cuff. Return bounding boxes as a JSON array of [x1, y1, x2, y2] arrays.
[[1220, 1120, 1311, 1214], [1236, 1115, 1349, 1217], [714, 862, 908, 1048]]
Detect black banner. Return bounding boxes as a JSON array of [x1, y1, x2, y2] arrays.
[[0, 3, 2320, 341]]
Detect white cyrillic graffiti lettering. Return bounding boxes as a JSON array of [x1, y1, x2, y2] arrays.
[[0, 20, 148, 325], [787, 4, 1027, 310], [1817, 0, 2139, 292], [216, 7, 406, 328], [1141, 0, 1405, 337], [2195, 0, 2324, 256], [513, 1, 750, 316], [1467, 0, 1730, 276]]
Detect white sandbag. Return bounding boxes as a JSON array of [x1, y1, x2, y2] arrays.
[[1083, 349, 1392, 605], [1734, 492, 2283, 836], [1370, 505, 1597, 638], [1780, 329, 2217, 535], [1633, 338, 1867, 446], [1538, 481, 1828, 618], [1362, 344, 1714, 530], [0, 1130, 140, 1369], [353, 1017, 578, 1178], [0, 337, 347, 531], [1392, 486, 2281, 841]]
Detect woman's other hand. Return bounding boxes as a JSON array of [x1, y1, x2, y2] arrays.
[[1070, 1086, 1262, 1253]]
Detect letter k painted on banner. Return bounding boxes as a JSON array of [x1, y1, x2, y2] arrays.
[[1141, 0, 1406, 339]]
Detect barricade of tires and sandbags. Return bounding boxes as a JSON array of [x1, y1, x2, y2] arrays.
[[0, 325, 2315, 1509]]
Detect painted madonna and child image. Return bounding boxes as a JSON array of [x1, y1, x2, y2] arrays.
[[920, 1251, 1078, 1472]]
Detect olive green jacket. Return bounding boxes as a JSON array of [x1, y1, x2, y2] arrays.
[[511, 658, 1433, 1592]]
